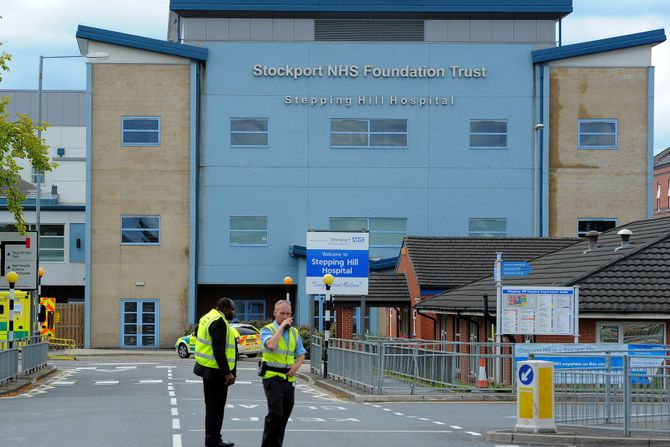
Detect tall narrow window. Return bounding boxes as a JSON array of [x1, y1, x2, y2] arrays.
[[657, 183, 661, 211], [578, 119, 617, 149], [330, 119, 407, 148], [230, 118, 269, 146], [121, 117, 160, 146], [469, 120, 508, 149], [667, 180, 670, 209], [121, 216, 160, 245], [230, 216, 268, 246]]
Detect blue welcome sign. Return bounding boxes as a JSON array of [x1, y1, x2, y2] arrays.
[[306, 231, 369, 295]]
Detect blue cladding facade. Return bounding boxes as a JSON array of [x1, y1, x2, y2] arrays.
[[198, 42, 537, 291]]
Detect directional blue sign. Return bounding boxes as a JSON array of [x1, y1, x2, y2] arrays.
[[502, 261, 532, 277], [519, 364, 534, 385]]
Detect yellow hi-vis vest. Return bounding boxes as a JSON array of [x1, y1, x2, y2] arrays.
[[262, 324, 298, 382], [194, 309, 236, 371]]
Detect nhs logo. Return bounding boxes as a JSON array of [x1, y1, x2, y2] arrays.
[[352, 236, 365, 243]]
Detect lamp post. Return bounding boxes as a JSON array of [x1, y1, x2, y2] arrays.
[[283, 276, 293, 309], [322, 273, 334, 378], [36, 267, 45, 338], [533, 123, 545, 236], [6, 271, 19, 349]]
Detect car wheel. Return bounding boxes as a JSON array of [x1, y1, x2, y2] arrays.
[[178, 343, 191, 358], [246, 354, 257, 358]]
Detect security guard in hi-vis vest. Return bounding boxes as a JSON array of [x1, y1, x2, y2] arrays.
[[194, 297, 237, 447], [259, 300, 306, 447]]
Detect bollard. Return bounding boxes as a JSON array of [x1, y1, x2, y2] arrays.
[[515, 360, 557, 433]]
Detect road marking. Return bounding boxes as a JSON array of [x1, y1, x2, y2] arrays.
[[185, 379, 201, 383], [433, 421, 445, 425], [51, 381, 76, 386], [172, 408, 179, 416], [450, 425, 462, 430], [156, 366, 177, 369], [466, 431, 482, 436], [418, 418, 430, 421], [173, 434, 182, 447], [169, 391, 175, 397], [394, 412, 404, 416], [171, 398, 177, 405], [139, 380, 164, 384], [93, 380, 119, 385], [172, 418, 180, 429], [190, 429, 455, 433], [167, 385, 174, 390], [383, 408, 392, 412], [235, 381, 252, 385]]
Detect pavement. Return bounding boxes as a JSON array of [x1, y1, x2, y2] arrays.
[[3, 349, 670, 446]]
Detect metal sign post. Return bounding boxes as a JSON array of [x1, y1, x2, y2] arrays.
[[494, 252, 502, 384]]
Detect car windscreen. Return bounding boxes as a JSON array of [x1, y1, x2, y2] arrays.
[[235, 327, 258, 336]]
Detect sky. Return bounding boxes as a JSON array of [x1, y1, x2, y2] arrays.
[[1, 0, 669, 152]]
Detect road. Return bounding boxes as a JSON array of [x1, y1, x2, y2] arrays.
[[0, 356, 517, 447]]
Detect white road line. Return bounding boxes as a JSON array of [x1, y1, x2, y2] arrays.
[[190, 429, 455, 433], [171, 408, 179, 416], [139, 380, 163, 384], [450, 425, 462, 430], [172, 419, 180, 430], [169, 391, 175, 397], [465, 431, 482, 436], [383, 408, 392, 412], [394, 412, 404, 416], [185, 379, 202, 383], [156, 366, 177, 369], [172, 434, 182, 447], [418, 418, 430, 421], [75, 367, 97, 370], [51, 381, 76, 385], [235, 381, 252, 385], [171, 398, 177, 405], [167, 385, 174, 391], [432, 421, 445, 425], [93, 380, 119, 385]]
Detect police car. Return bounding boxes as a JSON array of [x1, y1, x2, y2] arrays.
[[175, 323, 262, 359]]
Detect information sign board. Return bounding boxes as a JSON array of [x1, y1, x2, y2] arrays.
[[501, 287, 576, 336], [306, 231, 369, 295], [0, 232, 38, 290]]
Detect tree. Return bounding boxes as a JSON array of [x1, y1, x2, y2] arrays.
[[0, 49, 55, 234]]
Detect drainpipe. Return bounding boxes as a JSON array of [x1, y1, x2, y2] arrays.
[[416, 309, 438, 340]]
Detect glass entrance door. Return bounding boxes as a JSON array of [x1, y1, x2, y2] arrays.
[[121, 299, 159, 348]]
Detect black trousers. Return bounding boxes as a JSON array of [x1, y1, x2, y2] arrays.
[[203, 377, 229, 446], [261, 377, 295, 447]]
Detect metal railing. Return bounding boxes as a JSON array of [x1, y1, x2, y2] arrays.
[[530, 349, 670, 436], [22, 337, 49, 373], [0, 341, 19, 385], [312, 336, 515, 395], [0, 337, 49, 386]]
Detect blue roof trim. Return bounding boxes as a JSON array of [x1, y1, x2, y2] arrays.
[[289, 244, 397, 271], [171, 0, 572, 16], [76, 25, 208, 62], [532, 29, 666, 63], [0, 204, 85, 211]]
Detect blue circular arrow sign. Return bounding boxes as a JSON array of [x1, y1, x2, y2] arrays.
[[519, 364, 534, 385]]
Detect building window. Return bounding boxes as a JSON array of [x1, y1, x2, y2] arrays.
[[121, 117, 160, 146], [330, 217, 406, 247], [657, 182, 662, 211], [577, 219, 616, 237], [597, 322, 665, 344], [230, 216, 268, 246], [469, 120, 508, 149], [578, 119, 617, 149], [468, 218, 507, 237], [31, 167, 44, 184], [121, 216, 160, 245], [667, 180, 670, 209], [230, 118, 269, 146], [330, 119, 408, 148], [234, 300, 266, 322]]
